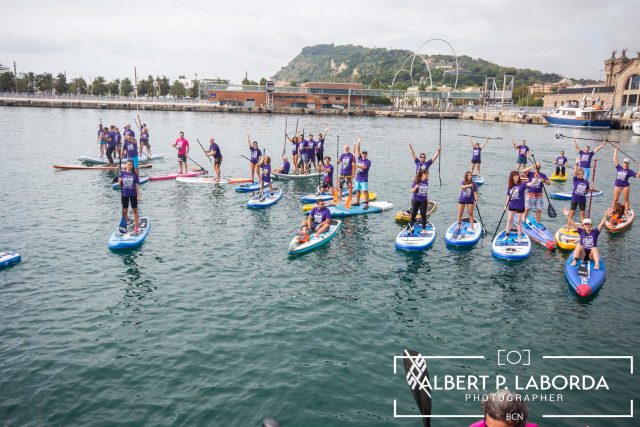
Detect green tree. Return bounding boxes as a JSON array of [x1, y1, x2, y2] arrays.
[[0, 71, 16, 92], [120, 78, 134, 96], [25, 72, 36, 92], [170, 80, 186, 98], [188, 80, 200, 98], [157, 75, 170, 97], [289, 81, 297, 87], [54, 73, 67, 94], [91, 76, 107, 95], [36, 73, 54, 93], [137, 76, 154, 97], [364, 96, 392, 105], [107, 79, 120, 96], [16, 77, 29, 92], [259, 77, 267, 86], [242, 77, 258, 85], [70, 77, 88, 94]]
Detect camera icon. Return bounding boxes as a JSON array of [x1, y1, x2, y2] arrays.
[[497, 349, 530, 366]]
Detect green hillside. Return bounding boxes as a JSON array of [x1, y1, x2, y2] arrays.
[[272, 44, 596, 88]]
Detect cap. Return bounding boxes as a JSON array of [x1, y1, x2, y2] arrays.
[[623, 158, 631, 164], [583, 218, 592, 225]]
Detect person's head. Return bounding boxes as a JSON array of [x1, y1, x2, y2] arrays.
[[362, 150, 368, 159], [110, 125, 115, 130], [343, 145, 350, 153], [103, 127, 109, 132], [583, 218, 593, 230], [179, 131, 184, 138], [560, 150, 565, 156], [210, 137, 215, 144], [623, 158, 631, 169], [585, 145, 591, 152], [252, 141, 259, 149], [416, 169, 429, 182], [318, 133, 324, 139], [293, 136, 298, 143], [308, 133, 314, 140], [521, 139, 527, 145], [126, 124, 131, 129], [508, 171, 520, 188], [576, 167, 585, 178], [143, 123, 147, 128], [464, 170, 473, 183], [263, 155, 271, 165], [317, 199, 326, 209], [475, 142, 480, 147], [98, 123, 102, 128], [324, 156, 331, 165], [125, 160, 134, 172], [299, 133, 304, 140], [282, 155, 288, 162], [419, 152, 427, 162], [481, 389, 528, 427]]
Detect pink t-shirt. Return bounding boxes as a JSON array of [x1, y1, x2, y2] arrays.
[[175, 138, 189, 155]]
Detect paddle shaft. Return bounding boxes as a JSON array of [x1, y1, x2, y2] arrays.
[[282, 116, 288, 157], [491, 186, 518, 242], [544, 159, 574, 170], [438, 116, 442, 187], [530, 153, 557, 218], [607, 141, 639, 165], [474, 199, 487, 236], [588, 159, 597, 217], [556, 134, 618, 144], [196, 138, 214, 169], [458, 134, 502, 140], [175, 145, 207, 172]]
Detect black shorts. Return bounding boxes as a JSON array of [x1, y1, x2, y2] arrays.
[[471, 159, 481, 164], [339, 176, 352, 187], [570, 200, 586, 211], [458, 201, 475, 205], [316, 150, 324, 162], [122, 195, 138, 209], [141, 140, 150, 147], [584, 248, 592, 258], [214, 157, 222, 166], [509, 208, 525, 213], [178, 154, 187, 163]]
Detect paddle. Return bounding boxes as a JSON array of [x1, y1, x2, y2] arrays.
[[402, 349, 432, 427], [438, 116, 442, 187], [346, 144, 354, 209], [333, 136, 340, 204], [281, 116, 288, 157], [475, 199, 487, 237], [606, 141, 639, 165], [530, 154, 557, 218], [543, 159, 574, 170], [196, 138, 214, 169], [555, 134, 619, 143], [588, 159, 598, 217], [457, 134, 503, 140], [491, 186, 518, 242], [174, 144, 207, 174]]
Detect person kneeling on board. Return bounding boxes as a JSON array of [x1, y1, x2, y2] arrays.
[[298, 199, 332, 242], [570, 211, 608, 270], [119, 160, 141, 233]]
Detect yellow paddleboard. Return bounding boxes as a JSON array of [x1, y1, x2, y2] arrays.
[[301, 192, 377, 212], [555, 225, 579, 250], [394, 200, 438, 222], [550, 173, 568, 182]]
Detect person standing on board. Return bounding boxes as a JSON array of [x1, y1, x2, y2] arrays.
[[469, 137, 489, 177], [555, 150, 568, 176], [173, 131, 190, 174], [570, 212, 608, 270], [354, 138, 371, 209], [272, 155, 290, 175], [307, 134, 318, 172], [573, 138, 606, 179], [316, 129, 329, 172], [246, 136, 262, 182], [408, 144, 440, 173], [457, 171, 479, 230], [563, 165, 591, 231], [522, 163, 550, 223], [205, 137, 222, 182], [98, 123, 106, 158], [337, 144, 355, 202], [609, 148, 640, 217], [123, 135, 140, 174], [408, 169, 430, 235], [285, 134, 300, 174], [106, 125, 117, 165], [139, 124, 151, 157], [115, 126, 123, 159], [257, 155, 274, 196], [503, 171, 527, 241], [123, 124, 135, 141], [512, 139, 530, 173], [319, 156, 334, 194], [119, 159, 141, 233], [299, 133, 311, 175]]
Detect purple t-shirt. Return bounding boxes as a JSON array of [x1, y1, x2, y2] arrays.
[[578, 228, 600, 250], [120, 171, 139, 198], [459, 181, 477, 203], [578, 151, 595, 168], [339, 152, 355, 176], [412, 179, 429, 202], [308, 139, 316, 154], [291, 140, 300, 155], [517, 145, 529, 161], [526, 171, 548, 195], [614, 165, 637, 188], [281, 161, 290, 175], [300, 139, 310, 157], [209, 142, 222, 160], [507, 183, 527, 210], [415, 158, 433, 173], [123, 139, 138, 159], [250, 147, 262, 164], [355, 156, 371, 182], [261, 163, 271, 181], [107, 131, 117, 148], [572, 177, 590, 203], [98, 129, 105, 140], [471, 147, 481, 162], [309, 206, 331, 225], [124, 128, 135, 139], [316, 138, 325, 152], [323, 164, 334, 182], [140, 130, 149, 142], [556, 156, 567, 166], [115, 132, 122, 146]]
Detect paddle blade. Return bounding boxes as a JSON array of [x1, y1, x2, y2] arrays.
[[345, 183, 352, 209], [332, 187, 339, 204], [118, 216, 128, 233], [402, 349, 432, 427], [548, 203, 557, 218]]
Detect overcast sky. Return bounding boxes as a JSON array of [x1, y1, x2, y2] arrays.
[[2, 0, 638, 84]]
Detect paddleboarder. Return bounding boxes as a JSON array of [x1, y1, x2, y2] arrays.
[[512, 139, 530, 172], [354, 138, 371, 209], [408, 143, 441, 173], [98, 123, 106, 158], [139, 124, 151, 157], [337, 144, 355, 202], [115, 126, 122, 159], [122, 135, 139, 174], [285, 134, 300, 174], [205, 137, 222, 182], [307, 134, 318, 172], [319, 156, 334, 194], [609, 148, 640, 217], [457, 171, 479, 230], [316, 129, 329, 171], [555, 150, 568, 176], [173, 131, 190, 174], [408, 169, 430, 235], [522, 163, 550, 223], [123, 124, 135, 140], [570, 211, 608, 270], [298, 199, 332, 242], [503, 171, 527, 241], [573, 137, 606, 179], [257, 155, 274, 196], [299, 134, 311, 175], [106, 125, 117, 165], [247, 136, 262, 182], [119, 159, 141, 233], [563, 165, 591, 231], [468, 137, 489, 177], [272, 155, 290, 175]]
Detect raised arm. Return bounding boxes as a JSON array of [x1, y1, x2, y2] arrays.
[[323, 127, 330, 139], [593, 139, 607, 154], [572, 138, 580, 152], [431, 146, 441, 163], [512, 139, 517, 149], [481, 138, 490, 149], [468, 138, 475, 149], [408, 143, 417, 161], [597, 209, 609, 232], [354, 138, 362, 157], [613, 147, 619, 167], [247, 135, 251, 148]]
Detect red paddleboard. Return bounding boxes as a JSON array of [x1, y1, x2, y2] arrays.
[[148, 169, 207, 181], [53, 164, 152, 170]]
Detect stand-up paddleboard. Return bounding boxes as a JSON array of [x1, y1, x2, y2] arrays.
[[148, 170, 206, 181], [394, 201, 437, 222], [523, 216, 556, 249], [247, 188, 283, 208], [288, 219, 342, 255], [555, 226, 579, 250], [565, 254, 606, 297], [300, 189, 354, 203], [176, 177, 252, 185], [491, 230, 531, 260], [108, 217, 150, 250], [328, 201, 393, 218], [272, 172, 322, 180], [0, 251, 21, 270], [550, 190, 603, 200], [395, 222, 436, 251], [443, 217, 482, 247], [300, 192, 377, 211], [234, 181, 268, 192], [472, 175, 485, 186], [605, 207, 635, 233], [111, 176, 149, 190], [53, 164, 152, 170], [80, 154, 164, 164], [549, 173, 568, 182]]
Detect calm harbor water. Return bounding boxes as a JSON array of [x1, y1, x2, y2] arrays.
[[1, 106, 639, 426]]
